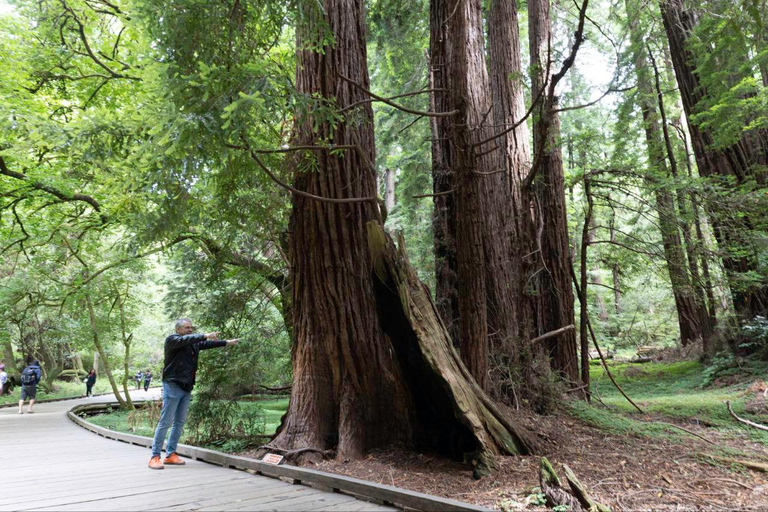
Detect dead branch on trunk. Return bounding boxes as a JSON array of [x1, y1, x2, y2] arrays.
[[726, 400, 768, 432], [530, 325, 575, 345]]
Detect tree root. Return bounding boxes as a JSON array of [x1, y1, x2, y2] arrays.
[[256, 444, 335, 463]]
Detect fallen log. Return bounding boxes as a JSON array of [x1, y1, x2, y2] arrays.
[[564, 465, 611, 512]]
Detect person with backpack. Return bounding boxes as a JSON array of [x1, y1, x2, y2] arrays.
[[135, 370, 143, 390], [18, 360, 41, 414], [143, 370, 152, 392], [148, 319, 240, 470], [0, 364, 7, 397], [85, 369, 97, 398]]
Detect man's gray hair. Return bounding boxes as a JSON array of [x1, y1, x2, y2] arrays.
[[175, 318, 193, 332]]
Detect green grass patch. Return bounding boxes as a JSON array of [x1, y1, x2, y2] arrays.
[[87, 397, 289, 452], [582, 358, 768, 445]]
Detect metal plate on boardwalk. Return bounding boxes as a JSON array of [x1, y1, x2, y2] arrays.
[[262, 453, 284, 465]]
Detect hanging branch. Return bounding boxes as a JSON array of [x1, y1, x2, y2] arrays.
[[338, 73, 459, 117], [246, 149, 377, 206], [340, 88, 447, 113], [0, 156, 104, 216], [530, 325, 575, 344]]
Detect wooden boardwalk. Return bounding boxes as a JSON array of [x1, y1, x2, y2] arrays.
[[0, 391, 397, 511]]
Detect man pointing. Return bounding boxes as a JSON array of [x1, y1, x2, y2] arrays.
[[149, 318, 239, 470]]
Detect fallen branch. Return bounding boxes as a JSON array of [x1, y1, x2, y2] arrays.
[[655, 421, 716, 445], [258, 384, 292, 392], [696, 477, 754, 491], [705, 454, 768, 473], [725, 400, 768, 432]]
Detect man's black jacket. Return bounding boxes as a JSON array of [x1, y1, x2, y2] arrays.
[[162, 334, 226, 392]]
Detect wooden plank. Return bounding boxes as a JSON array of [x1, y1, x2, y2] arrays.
[[198, 488, 324, 511], [244, 491, 361, 511], [4, 473, 249, 511], [79, 475, 291, 512], [320, 500, 400, 512], [32, 477, 277, 512], [156, 484, 315, 512]]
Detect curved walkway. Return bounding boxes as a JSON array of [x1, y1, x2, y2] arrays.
[[0, 391, 395, 511]]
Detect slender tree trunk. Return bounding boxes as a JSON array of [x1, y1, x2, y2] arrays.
[[677, 116, 719, 327], [85, 291, 127, 408], [628, 0, 703, 346], [116, 289, 134, 409], [273, 0, 536, 461], [92, 351, 100, 374], [384, 168, 396, 212], [2, 338, 15, 372], [609, 202, 621, 336], [579, 176, 593, 397], [429, 0, 460, 347], [648, 47, 712, 352], [660, 0, 768, 321], [73, 351, 85, 374], [528, 0, 580, 384]]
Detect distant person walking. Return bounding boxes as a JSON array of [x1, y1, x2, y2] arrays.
[[0, 364, 7, 397], [143, 370, 152, 392], [148, 319, 239, 470], [18, 360, 41, 414], [135, 370, 143, 390], [85, 369, 97, 398]]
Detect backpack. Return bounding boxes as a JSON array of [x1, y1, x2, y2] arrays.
[[21, 367, 36, 386]]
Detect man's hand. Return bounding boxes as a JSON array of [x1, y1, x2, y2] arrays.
[[226, 338, 240, 346], [205, 332, 220, 341]]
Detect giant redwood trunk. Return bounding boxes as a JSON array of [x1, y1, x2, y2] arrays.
[[488, 0, 536, 345], [527, 0, 579, 384], [487, 0, 557, 403], [429, 0, 460, 347], [443, 0, 526, 394], [627, 0, 705, 346], [659, 0, 768, 321], [273, 0, 536, 461]]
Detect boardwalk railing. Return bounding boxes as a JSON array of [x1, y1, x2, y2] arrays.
[[68, 401, 491, 512]]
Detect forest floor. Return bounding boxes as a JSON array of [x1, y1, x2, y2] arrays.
[[300, 357, 768, 510]]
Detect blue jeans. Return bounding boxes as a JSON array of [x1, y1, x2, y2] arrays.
[[151, 381, 192, 457]]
